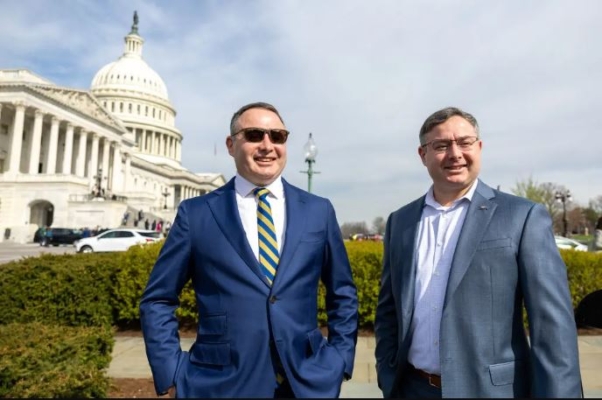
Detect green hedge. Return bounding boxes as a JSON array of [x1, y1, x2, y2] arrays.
[[0, 253, 120, 327], [0, 322, 113, 398], [1, 242, 601, 331], [562, 249, 602, 308]]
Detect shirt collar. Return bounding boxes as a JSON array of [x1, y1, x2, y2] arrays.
[[235, 173, 284, 199], [424, 179, 479, 210]]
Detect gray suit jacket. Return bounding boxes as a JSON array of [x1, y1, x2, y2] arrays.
[[375, 180, 582, 398]]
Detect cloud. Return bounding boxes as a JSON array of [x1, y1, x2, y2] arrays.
[[1, 0, 601, 224]]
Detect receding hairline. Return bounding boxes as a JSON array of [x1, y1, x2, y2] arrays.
[[229, 102, 285, 135], [419, 107, 480, 145]]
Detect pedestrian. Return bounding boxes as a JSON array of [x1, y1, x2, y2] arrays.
[[374, 107, 582, 398], [151, 219, 156, 231], [140, 101, 358, 398], [144, 218, 150, 230], [164, 221, 171, 236]]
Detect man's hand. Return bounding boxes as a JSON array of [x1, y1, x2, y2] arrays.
[[158, 386, 176, 398]]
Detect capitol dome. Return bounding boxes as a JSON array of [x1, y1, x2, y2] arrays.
[[90, 13, 169, 101], [90, 12, 183, 170]]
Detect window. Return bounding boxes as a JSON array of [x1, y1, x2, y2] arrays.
[[116, 231, 134, 238], [139, 231, 161, 238]]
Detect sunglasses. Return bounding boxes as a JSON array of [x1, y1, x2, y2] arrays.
[[233, 127, 290, 144]]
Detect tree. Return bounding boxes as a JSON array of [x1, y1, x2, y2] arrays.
[[589, 195, 602, 216], [340, 222, 369, 239], [372, 217, 386, 235], [511, 177, 567, 221]]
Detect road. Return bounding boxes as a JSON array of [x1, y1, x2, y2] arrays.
[[0, 242, 77, 265]]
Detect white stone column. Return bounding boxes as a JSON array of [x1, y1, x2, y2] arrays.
[[150, 131, 156, 154], [75, 129, 88, 177], [46, 116, 60, 174], [89, 133, 99, 179], [62, 123, 74, 174], [8, 103, 26, 174], [111, 143, 122, 193], [28, 109, 44, 174], [160, 133, 165, 156], [101, 138, 110, 178], [123, 152, 131, 192], [140, 130, 145, 152], [176, 141, 181, 162]]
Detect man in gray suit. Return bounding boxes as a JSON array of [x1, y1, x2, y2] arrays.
[[374, 107, 582, 398]]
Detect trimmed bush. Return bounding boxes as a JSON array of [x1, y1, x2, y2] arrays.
[[0, 322, 114, 398], [113, 240, 197, 325], [0, 253, 119, 327], [562, 249, 602, 309]]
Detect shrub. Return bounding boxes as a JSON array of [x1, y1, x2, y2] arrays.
[[562, 249, 602, 309], [0, 253, 119, 327], [113, 240, 197, 325], [0, 322, 114, 398]]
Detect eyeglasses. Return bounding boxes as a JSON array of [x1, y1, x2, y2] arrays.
[[232, 127, 290, 144], [421, 136, 479, 153]]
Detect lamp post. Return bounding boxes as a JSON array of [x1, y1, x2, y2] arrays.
[[300, 133, 320, 193], [555, 190, 571, 237], [161, 188, 170, 210]]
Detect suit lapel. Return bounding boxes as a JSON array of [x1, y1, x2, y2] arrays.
[[273, 180, 307, 288], [399, 198, 424, 338], [443, 182, 497, 308], [207, 178, 271, 288]]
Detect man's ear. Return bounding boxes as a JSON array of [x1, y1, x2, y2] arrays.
[[418, 146, 427, 166], [226, 136, 234, 156]]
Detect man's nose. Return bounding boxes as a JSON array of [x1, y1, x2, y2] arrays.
[[259, 132, 274, 148], [447, 141, 463, 157]]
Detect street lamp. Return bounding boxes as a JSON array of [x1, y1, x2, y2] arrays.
[[555, 190, 572, 237], [161, 188, 170, 210], [300, 133, 320, 193]]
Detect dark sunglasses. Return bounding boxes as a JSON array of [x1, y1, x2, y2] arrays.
[[233, 127, 290, 144]]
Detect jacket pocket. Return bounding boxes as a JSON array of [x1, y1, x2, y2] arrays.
[[190, 342, 231, 366], [477, 237, 511, 251], [489, 360, 518, 386]]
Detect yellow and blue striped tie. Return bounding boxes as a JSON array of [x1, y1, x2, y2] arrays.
[[254, 187, 279, 285]]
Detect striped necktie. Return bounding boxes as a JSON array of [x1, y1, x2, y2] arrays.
[[254, 187, 279, 285]]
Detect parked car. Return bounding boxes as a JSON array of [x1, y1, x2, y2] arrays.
[[39, 227, 83, 247], [75, 228, 162, 253], [555, 236, 588, 252]]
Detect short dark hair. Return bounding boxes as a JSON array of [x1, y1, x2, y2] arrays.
[[419, 107, 479, 145], [229, 102, 285, 135]]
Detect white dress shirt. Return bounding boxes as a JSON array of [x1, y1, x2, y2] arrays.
[[234, 174, 286, 261], [407, 180, 478, 374]]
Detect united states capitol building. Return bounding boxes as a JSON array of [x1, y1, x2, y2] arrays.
[[0, 14, 226, 243]]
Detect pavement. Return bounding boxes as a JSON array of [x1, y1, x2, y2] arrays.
[[108, 334, 602, 398]]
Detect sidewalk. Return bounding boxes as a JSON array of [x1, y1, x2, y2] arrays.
[[108, 335, 602, 398]]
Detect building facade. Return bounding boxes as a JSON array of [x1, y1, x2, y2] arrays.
[[0, 15, 225, 243]]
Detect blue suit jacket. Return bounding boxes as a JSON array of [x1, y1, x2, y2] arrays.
[[140, 178, 358, 398], [375, 181, 582, 398]]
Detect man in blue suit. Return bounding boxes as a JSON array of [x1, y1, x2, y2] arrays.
[[140, 102, 358, 398], [375, 107, 582, 398]]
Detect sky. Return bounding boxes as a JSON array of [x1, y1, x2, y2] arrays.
[[1, 0, 601, 226]]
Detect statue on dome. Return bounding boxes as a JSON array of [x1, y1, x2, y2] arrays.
[[131, 11, 139, 34]]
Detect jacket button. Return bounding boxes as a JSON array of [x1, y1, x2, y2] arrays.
[[270, 295, 277, 304]]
